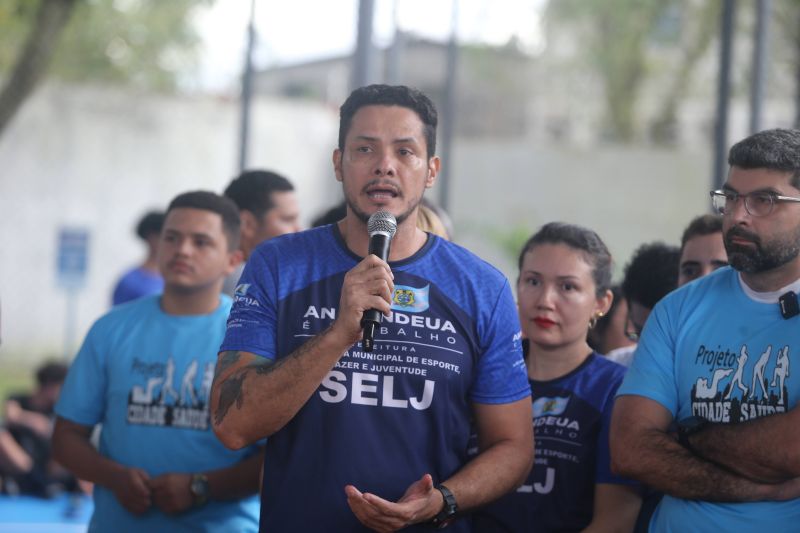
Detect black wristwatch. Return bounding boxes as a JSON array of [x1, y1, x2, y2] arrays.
[[677, 416, 710, 455], [429, 484, 458, 529], [189, 473, 210, 507]]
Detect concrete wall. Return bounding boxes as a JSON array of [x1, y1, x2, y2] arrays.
[[443, 139, 712, 283], [0, 84, 339, 360], [0, 83, 714, 361]]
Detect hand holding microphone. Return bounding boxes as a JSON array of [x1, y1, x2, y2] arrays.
[[361, 211, 397, 351]]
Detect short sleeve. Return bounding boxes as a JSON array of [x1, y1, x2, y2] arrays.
[[55, 320, 109, 426], [470, 280, 531, 404], [219, 249, 279, 360], [616, 299, 680, 416]]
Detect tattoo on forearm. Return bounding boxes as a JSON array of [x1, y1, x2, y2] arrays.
[[211, 351, 241, 391], [213, 358, 278, 426], [214, 371, 247, 426], [217, 351, 242, 375], [250, 357, 282, 374], [213, 326, 341, 427]]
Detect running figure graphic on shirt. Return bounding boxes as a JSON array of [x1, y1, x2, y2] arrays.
[[180, 359, 199, 407], [750, 346, 772, 400], [159, 357, 180, 405], [725, 346, 749, 399], [127, 356, 211, 430], [771, 346, 790, 405]]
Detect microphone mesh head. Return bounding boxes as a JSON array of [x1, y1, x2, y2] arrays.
[[367, 211, 397, 237]]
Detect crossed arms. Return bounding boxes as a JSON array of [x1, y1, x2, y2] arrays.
[[610, 395, 800, 502]]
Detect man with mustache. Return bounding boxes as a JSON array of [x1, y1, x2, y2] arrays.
[[52, 191, 261, 532], [211, 85, 533, 532], [611, 128, 800, 531]]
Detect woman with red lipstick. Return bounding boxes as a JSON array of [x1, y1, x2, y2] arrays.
[[473, 223, 642, 533]]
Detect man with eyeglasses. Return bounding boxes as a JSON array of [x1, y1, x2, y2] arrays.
[[605, 242, 679, 367], [611, 128, 800, 532]]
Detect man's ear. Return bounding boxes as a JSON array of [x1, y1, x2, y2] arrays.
[[240, 210, 257, 238], [225, 248, 244, 276], [426, 156, 441, 189], [333, 148, 343, 182]]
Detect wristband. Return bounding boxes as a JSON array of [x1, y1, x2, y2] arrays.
[[189, 473, 209, 507], [429, 484, 458, 529]]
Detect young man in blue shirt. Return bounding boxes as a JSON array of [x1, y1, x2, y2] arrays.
[[53, 191, 261, 532]]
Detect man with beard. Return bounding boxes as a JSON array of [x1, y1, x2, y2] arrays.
[[610, 128, 800, 532], [210, 84, 533, 532]]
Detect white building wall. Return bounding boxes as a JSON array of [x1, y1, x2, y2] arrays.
[[0, 83, 339, 359], [1, 83, 720, 363]]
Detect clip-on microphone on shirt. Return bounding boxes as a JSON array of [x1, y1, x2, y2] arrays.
[[779, 291, 799, 319]]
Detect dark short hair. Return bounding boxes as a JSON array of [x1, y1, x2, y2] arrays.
[[136, 211, 165, 240], [728, 128, 800, 187], [622, 242, 680, 310], [36, 361, 68, 387], [166, 191, 241, 251], [680, 214, 723, 253], [224, 169, 294, 219], [338, 84, 438, 158], [311, 201, 347, 227], [517, 222, 613, 297]]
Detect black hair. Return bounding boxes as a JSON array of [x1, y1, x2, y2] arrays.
[[311, 201, 347, 227], [680, 214, 723, 253], [338, 84, 438, 157], [587, 284, 625, 352], [622, 242, 680, 310], [517, 222, 613, 297], [166, 191, 241, 251], [36, 361, 68, 387], [224, 169, 294, 219], [728, 128, 800, 187], [136, 211, 165, 240]]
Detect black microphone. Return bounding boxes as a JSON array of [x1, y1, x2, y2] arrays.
[[779, 291, 799, 319], [361, 211, 397, 352]]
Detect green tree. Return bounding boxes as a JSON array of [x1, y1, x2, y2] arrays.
[[546, 0, 670, 142], [545, 0, 718, 144], [0, 0, 213, 138], [773, 0, 800, 128], [650, 1, 721, 144], [0, 0, 77, 137]]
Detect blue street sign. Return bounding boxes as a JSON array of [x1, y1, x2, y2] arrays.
[[57, 228, 90, 288]]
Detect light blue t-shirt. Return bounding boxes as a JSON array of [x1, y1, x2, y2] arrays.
[[618, 267, 800, 532], [56, 295, 259, 533]]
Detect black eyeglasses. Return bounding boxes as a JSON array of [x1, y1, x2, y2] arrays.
[[624, 311, 642, 342], [710, 189, 800, 217]]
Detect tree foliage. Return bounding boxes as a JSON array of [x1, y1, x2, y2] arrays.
[[52, 0, 213, 90], [0, 0, 213, 138], [545, 0, 718, 144], [0, 0, 77, 137], [1, 0, 213, 89]]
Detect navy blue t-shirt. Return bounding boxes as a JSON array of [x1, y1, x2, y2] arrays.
[[220, 225, 530, 532], [473, 348, 635, 533]]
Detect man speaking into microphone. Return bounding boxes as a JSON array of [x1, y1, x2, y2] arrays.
[[211, 84, 533, 532]]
